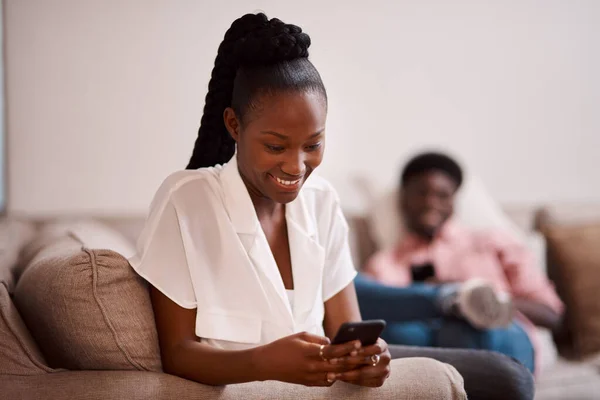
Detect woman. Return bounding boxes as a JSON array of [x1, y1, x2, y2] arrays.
[[129, 12, 465, 396]]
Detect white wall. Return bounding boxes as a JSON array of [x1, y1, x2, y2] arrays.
[[5, 0, 600, 215], [0, 1, 5, 212]]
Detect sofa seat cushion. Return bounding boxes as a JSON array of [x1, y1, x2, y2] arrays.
[[535, 358, 600, 400], [14, 221, 161, 371]]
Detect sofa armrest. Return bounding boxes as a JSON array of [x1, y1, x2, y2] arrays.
[[1, 358, 464, 400]]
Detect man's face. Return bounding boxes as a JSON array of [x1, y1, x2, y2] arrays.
[[400, 170, 458, 240]]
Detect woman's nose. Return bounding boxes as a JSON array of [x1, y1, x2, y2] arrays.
[[281, 152, 305, 177]]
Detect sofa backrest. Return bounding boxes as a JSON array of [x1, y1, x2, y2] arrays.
[[0, 219, 36, 292]]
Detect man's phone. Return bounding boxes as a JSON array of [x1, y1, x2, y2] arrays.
[[331, 320, 386, 346], [411, 263, 435, 282]]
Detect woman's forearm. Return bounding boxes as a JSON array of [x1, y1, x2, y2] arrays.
[[162, 340, 265, 386]]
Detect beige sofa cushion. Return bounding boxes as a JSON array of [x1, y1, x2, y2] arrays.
[[0, 219, 36, 292], [20, 219, 136, 266], [0, 283, 54, 375], [0, 358, 466, 400], [541, 221, 600, 358], [346, 214, 377, 270], [14, 221, 161, 371]]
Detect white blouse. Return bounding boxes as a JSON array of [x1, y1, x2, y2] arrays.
[[129, 155, 357, 350]]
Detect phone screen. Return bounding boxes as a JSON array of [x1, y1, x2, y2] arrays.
[[410, 263, 435, 282], [332, 320, 386, 346]]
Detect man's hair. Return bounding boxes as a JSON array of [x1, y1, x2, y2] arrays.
[[400, 152, 463, 188]]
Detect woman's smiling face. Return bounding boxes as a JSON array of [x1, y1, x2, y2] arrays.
[[225, 90, 327, 204]]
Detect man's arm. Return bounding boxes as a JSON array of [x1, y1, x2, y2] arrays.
[[513, 298, 563, 331], [492, 231, 565, 330]]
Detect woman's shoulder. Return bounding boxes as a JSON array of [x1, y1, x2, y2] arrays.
[[149, 166, 224, 210]]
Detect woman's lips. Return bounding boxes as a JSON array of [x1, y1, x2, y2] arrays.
[[269, 174, 302, 191]]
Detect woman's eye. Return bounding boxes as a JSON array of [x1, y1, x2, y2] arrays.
[[265, 144, 285, 153], [305, 142, 322, 152]]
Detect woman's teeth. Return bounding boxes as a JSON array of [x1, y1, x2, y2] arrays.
[[276, 177, 300, 186]]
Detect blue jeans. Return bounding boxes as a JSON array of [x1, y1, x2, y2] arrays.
[[354, 273, 535, 373]]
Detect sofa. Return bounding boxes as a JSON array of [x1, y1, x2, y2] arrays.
[[0, 217, 466, 400], [1, 201, 599, 399]]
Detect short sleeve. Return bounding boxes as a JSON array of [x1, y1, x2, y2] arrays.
[[128, 198, 197, 309], [322, 202, 358, 301]]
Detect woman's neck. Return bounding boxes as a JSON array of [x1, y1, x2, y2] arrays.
[[239, 171, 284, 221], [250, 193, 284, 221]]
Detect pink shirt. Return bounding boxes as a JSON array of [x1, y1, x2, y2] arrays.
[[364, 220, 564, 374]]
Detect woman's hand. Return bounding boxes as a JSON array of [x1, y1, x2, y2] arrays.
[[328, 338, 391, 387], [252, 332, 363, 386]]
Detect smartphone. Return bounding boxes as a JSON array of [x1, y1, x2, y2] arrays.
[[331, 319, 386, 346], [410, 263, 435, 282]]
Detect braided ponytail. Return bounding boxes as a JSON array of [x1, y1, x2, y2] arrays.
[[186, 13, 326, 169]]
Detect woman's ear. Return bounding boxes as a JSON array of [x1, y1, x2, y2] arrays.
[[223, 108, 240, 141]]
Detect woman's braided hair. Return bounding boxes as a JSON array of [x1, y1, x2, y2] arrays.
[[186, 13, 327, 169]]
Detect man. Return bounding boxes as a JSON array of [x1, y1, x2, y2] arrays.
[[357, 152, 564, 374]]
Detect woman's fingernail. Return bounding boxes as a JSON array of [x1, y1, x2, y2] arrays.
[[354, 341, 361, 349], [329, 358, 338, 364], [350, 350, 357, 356]]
